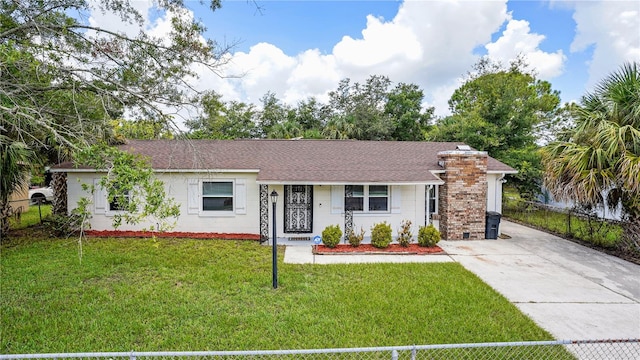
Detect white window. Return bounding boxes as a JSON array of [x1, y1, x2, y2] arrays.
[[94, 179, 135, 215], [427, 185, 438, 214], [345, 185, 389, 212], [345, 185, 364, 211], [108, 190, 131, 212], [187, 178, 246, 216], [202, 181, 234, 211]]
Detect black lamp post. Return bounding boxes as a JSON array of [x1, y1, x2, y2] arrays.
[[270, 190, 279, 289]]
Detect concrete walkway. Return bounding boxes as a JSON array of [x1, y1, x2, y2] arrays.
[[283, 220, 640, 340]]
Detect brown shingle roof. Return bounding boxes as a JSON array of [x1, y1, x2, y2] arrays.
[[54, 139, 516, 183]]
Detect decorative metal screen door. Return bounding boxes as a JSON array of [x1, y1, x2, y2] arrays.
[[284, 185, 313, 233]]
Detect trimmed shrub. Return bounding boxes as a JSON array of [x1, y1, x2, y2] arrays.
[[418, 224, 441, 247], [347, 226, 365, 247], [397, 219, 413, 247], [322, 224, 342, 248], [370, 221, 392, 248]]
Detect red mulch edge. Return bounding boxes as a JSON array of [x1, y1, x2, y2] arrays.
[[314, 243, 444, 255], [85, 230, 261, 241]]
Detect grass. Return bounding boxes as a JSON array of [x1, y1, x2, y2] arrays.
[[503, 192, 622, 248], [8, 204, 52, 230], [1, 235, 566, 355]]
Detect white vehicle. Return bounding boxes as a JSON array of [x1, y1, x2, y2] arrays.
[[28, 186, 54, 205]]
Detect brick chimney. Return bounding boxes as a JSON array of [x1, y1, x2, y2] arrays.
[[437, 148, 488, 240]]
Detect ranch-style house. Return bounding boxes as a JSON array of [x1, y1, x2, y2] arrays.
[[51, 139, 517, 241]]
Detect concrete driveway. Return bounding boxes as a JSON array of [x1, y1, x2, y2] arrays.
[[438, 220, 640, 340], [284, 220, 640, 340]]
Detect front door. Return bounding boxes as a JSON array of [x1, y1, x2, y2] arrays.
[[284, 185, 313, 233]]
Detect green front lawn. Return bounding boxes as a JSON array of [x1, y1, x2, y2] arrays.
[[1, 236, 557, 353]]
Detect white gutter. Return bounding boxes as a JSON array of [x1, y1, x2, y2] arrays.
[[488, 170, 518, 174], [256, 180, 445, 186], [50, 168, 260, 174]]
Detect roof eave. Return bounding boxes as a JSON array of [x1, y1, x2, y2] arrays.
[[487, 170, 519, 174], [50, 168, 260, 174], [256, 180, 445, 186]]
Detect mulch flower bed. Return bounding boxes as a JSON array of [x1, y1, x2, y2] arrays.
[[85, 230, 261, 241], [314, 243, 444, 255]]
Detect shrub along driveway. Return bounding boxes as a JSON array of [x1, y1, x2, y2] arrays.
[[438, 220, 640, 340]]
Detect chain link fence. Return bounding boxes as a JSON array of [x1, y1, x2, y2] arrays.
[[503, 198, 625, 248], [6, 198, 49, 230], [1, 339, 639, 360]]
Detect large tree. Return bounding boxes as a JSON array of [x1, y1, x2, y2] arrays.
[[1, 0, 229, 235], [2, 0, 227, 146], [257, 92, 290, 138], [385, 83, 433, 141], [542, 62, 640, 255], [328, 75, 433, 141], [185, 91, 258, 139], [429, 58, 561, 197], [328, 75, 393, 140], [111, 119, 175, 141]]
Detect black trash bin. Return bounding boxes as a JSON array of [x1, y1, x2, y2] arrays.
[[485, 211, 502, 239]]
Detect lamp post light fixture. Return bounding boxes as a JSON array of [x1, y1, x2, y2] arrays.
[[270, 190, 279, 289]]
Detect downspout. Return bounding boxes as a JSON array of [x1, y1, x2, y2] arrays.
[[496, 174, 506, 213]]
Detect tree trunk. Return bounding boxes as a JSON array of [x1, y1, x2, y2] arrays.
[[0, 198, 11, 238], [51, 172, 67, 216]]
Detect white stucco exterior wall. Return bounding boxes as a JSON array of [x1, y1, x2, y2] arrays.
[[67, 172, 261, 234], [268, 184, 428, 240], [65, 172, 506, 239], [486, 173, 504, 213]]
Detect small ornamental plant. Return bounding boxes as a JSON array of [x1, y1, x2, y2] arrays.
[[418, 224, 441, 247], [397, 219, 413, 247], [347, 226, 365, 247], [370, 221, 392, 248], [322, 224, 342, 248]]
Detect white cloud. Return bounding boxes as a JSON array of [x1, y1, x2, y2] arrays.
[[391, 0, 509, 83], [88, 0, 154, 37], [333, 14, 423, 68], [224, 0, 568, 115], [222, 43, 297, 103], [285, 49, 340, 104], [485, 19, 566, 79], [87, 0, 599, 121], [210, 0, 512, 116], [570, 1, 640, 90], [428, 81, 464, 118]]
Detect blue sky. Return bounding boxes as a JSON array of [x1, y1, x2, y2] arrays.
[[204, 1, 404, 55], [91, 0, 640, 117]]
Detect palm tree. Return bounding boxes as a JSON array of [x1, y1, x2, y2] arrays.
[[0, 138, 35, 237], [542, 62, 640, 254]]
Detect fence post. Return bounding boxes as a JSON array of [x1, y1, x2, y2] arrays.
[[391, 349, 398, 360], [129, 350, 136, 360], [411, 346, 417, 360], [38, 199, 42, 223]]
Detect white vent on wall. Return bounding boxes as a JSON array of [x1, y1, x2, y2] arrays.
[[456, 145, 471, 151]]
